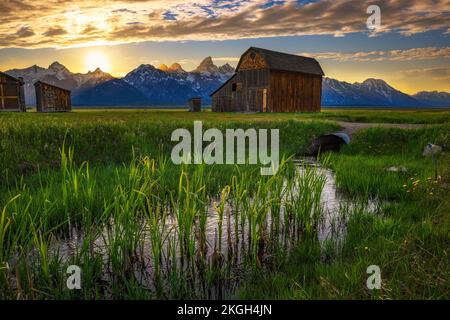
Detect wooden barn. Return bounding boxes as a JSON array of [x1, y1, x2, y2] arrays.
[[211, 47, 324, 112], [0, 72, 26, 112], [35, 81, 72, 112]]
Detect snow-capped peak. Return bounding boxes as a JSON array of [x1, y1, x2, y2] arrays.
[[358, 78, 398, 99], [158, 64, 169, 71], [157, 63, 185, 73], [87, 67, 106, 76], [218, 63, 235, 75], [47, 61, 72, 80], [168, 63, 185, 73], [135, 64, 157, 72], [360, 78, 391, 89], [193, 56, 219, 74], [49, 61, 69, 72]]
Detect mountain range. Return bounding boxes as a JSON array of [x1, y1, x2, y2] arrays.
[[4, 59, 450, 108], [322, 78, 450, 107]]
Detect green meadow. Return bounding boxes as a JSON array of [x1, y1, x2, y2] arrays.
[[240, 125, 449, 299], [0, 109, 448, 299]]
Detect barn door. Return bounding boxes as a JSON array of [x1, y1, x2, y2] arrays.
[[245, 90, 250, 112], [262, 88, 267, 112], [0, 82, 20, 110], [256, 88, 268, 112]]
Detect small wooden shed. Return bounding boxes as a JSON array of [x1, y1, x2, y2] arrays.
[[211, 47, 324, 112], [35, 81, 71, 112], [0, 72, 26, 112], [188, 97, 201, 112]]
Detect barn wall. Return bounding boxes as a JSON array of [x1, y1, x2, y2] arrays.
[[212, 78, 235, 112], [212, 53, 271, 112], [35, 82, 71, 112], [212, 68, 270, 112], [234, 68, 269, 112], [269, 70, 322, 112], [0, 74, 25, 112]]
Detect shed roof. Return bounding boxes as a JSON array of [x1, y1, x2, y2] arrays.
[[210, 73, 236, 97], [0, 71, 24, 84], [237, 47, 324, 76], [34, 81, 71, 93]]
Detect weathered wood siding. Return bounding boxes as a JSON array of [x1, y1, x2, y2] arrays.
[[234, 68, 269, 112], [212, 69, 269, 112], [212, 78, 235, 112], [212, 50, 269, 112], [239, 51, 267, 70], [269, 70, 322, 112], [0, 73, 25, 112], [35, 82, 71, 112]]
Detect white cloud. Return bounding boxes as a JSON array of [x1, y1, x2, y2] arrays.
[[212, 57, 240, 62], [300, 47, 450, 62]]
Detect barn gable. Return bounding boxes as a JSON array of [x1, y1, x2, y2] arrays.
[[238, 50, 268, 71]]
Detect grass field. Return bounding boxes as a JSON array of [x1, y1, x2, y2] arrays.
[[0, 109, 448, 299], [7, 107, 450, 124], [240, 125, 449, 299]]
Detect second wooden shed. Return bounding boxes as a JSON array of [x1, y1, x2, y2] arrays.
[[35, 81, 72, 112]]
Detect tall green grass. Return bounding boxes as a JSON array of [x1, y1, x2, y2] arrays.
[[239, 124, 450, 299], [0, 118, 337, 184], [0, 145, 329, 299], [1, 111, 448, 300]]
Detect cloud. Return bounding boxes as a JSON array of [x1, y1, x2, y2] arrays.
[[212, 56, 241, 62], [16, 26, 35, 38], [42, 27, 68, 37], [300, 47, 450, 62], [112, 8, 137, 14], [0, 0, 448, 48], [0, 26, 36, 47], [81, 25, 98, 35], [399, 67, 450, 81]]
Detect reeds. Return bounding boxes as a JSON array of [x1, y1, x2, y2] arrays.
[[0, 146, 329, 299]]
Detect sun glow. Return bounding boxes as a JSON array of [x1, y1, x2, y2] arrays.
[[84, 52, 111, 72]]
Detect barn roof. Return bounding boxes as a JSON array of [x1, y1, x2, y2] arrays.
[[237, 47, 324, 76], [210, 74, 236, 97], [0, 71, 24, 84]]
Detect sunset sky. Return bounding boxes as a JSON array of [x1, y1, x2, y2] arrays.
[[0, 0, 449, 94]]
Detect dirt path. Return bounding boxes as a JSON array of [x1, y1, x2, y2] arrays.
[[336, 121, 426, 137]]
